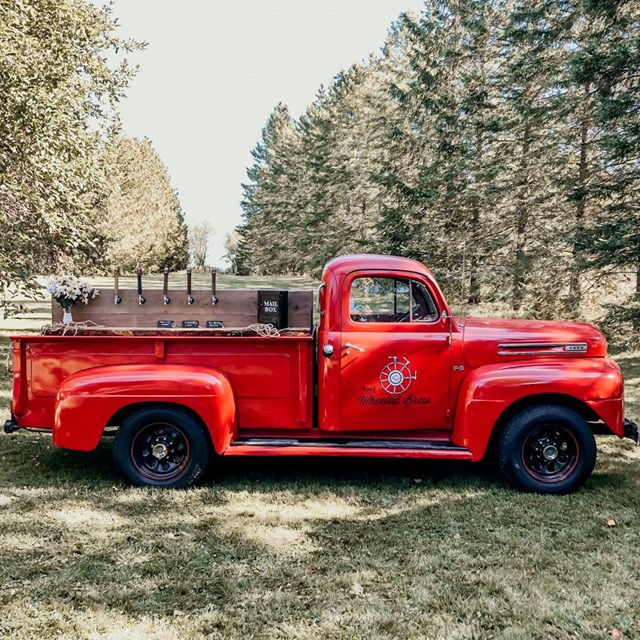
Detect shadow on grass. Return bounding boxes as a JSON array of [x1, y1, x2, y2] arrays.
[[2, 432, 639, 639], [1, 432, 494, 492], [3, 432, 639, 495]]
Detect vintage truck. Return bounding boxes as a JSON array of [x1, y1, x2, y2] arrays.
[[4, 255, 638, 493]]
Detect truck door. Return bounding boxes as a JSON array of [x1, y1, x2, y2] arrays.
[[338, 272, 451, 431]]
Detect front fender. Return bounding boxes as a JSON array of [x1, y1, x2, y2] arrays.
[[451, 358, 624, 460], [54, 364, 237, 453]]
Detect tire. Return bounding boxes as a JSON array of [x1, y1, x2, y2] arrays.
[[498, 404, 596, 494], [113, 406, 211, 488]]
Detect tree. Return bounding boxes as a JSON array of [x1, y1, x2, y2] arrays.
[[188, 221, 214, 269], [574, 0, 640, 336], [223, 230, 242, 273], [237, 103, 304, 274], [96, 135, 189, 272], [235, 0, 640, 339], [0, 0, 142, 305]]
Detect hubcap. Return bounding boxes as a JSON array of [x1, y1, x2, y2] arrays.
[[152, 443, 169, 460], [521, 424, 579, 483], [131, 422, 190, 480]]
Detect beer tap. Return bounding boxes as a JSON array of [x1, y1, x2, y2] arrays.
[[211, 268, 218, 306], [186, 268, 194, 305], [114, 268, 122, 305], [163, 267, 171, 305], [137, 266, 145, 305]]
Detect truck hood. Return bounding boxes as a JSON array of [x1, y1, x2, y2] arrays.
[[461, 317, 607, 369]]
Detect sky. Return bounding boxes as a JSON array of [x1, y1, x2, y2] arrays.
[[108, 0, 425, 266]]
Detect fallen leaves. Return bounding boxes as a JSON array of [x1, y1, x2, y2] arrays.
[[349, 582, 364, 597], [606, 519, 617, 528]]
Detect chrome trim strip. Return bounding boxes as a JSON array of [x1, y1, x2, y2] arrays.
[[497, 342, 588, 356]]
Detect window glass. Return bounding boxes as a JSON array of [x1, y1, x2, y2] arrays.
[[410, 280, 439, 322], [350, 277, 438, 323]]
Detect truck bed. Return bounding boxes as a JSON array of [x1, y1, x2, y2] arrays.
[[11, 330, 315, 432]]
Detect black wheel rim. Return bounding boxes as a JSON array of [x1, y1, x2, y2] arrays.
[[521, 423, 579, 483], [131, 422, 190, 481]]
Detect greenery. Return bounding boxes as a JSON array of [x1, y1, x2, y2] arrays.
[[0, 0, 189, 310], [188, 221, 214, 270], [0, 333, 639, 639], [1, 1, 639, 635], [95, 135, 189, 273], [234, 0, 640, 339], [0, 0, 139, 300]]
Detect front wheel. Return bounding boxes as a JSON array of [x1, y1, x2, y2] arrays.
[[113, 406, 211, 488], [498, 404, 596, 494]]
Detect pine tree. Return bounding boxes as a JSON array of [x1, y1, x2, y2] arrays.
[[96, 136, 189, 272], [237, 103, 303, 274], [574, 0, 640, 333]]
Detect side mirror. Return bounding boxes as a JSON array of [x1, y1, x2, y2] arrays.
[[441, 310, 449, 323]]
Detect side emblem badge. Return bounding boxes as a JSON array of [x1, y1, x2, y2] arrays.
[[380, 356, 417, 395]]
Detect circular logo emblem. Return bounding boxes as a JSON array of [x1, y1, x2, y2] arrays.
[[380, 356, 417, 395]]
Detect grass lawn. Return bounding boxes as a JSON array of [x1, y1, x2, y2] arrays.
[[0, 279, 639, 639]]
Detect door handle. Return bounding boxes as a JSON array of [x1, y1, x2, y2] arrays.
[[344, 342, 365, 353]]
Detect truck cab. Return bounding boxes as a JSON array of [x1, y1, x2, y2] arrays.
[[4, 254, 637, 493]]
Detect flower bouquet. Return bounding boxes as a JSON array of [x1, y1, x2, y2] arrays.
[[47, 274, 99, 323]]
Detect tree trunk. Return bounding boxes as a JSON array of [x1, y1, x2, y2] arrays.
[[512, 125, 531, 311], [569, 88, 590, 311], [468, 204, 481, 304], [468, 130, 483, 305]]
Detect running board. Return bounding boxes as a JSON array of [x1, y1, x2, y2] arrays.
[[224, 438, 473, 460]]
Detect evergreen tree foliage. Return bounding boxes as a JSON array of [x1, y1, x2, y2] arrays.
[[232, 0, 640, 335], [574, 0, 640, 334], [96, 136, 189, 273]]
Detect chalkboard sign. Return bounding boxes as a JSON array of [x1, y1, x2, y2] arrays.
[[181, 320, 200, 328], [157, 320, 175, 328], [258, 290, 289, 329], [206, 320, 224, 328]]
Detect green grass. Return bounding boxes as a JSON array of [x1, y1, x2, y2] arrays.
[[1, 288, 640, 638]]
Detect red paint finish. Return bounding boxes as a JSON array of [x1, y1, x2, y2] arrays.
[[11, 335, 313, 451], [224, 445, 473, 460], [337, 269, 451, 431], [54, 364, 236, 453], [450, 358, 624, 459], [462, 317, 607, 368], [7, 254, 628, 470]]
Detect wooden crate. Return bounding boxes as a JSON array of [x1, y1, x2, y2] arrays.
[[51, 288, 314, 329]]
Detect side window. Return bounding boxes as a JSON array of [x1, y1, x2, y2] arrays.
[[350, 277, 438, 323]]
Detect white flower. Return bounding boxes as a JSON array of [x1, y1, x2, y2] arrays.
[[48, 274, 99, 308]]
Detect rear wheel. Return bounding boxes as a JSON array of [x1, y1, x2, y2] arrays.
[[498, 404, 596, 494], [113, 406, 210, 488]]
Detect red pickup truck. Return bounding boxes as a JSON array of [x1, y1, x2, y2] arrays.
[[4, 255, 638, 493]]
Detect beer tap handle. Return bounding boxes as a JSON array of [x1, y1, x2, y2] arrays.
[[187, 268, 194, 305], [211, 268, 218, 306], [163, 267, 170, 305], [137, 266, 145, 305], [114, 268, 121, 305]]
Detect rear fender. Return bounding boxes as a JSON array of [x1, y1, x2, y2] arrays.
[[451, 358, 624, 460], [54, 364, 237, 453]]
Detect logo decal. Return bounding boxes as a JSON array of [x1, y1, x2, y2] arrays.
[[379, 356, 417, 395]]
